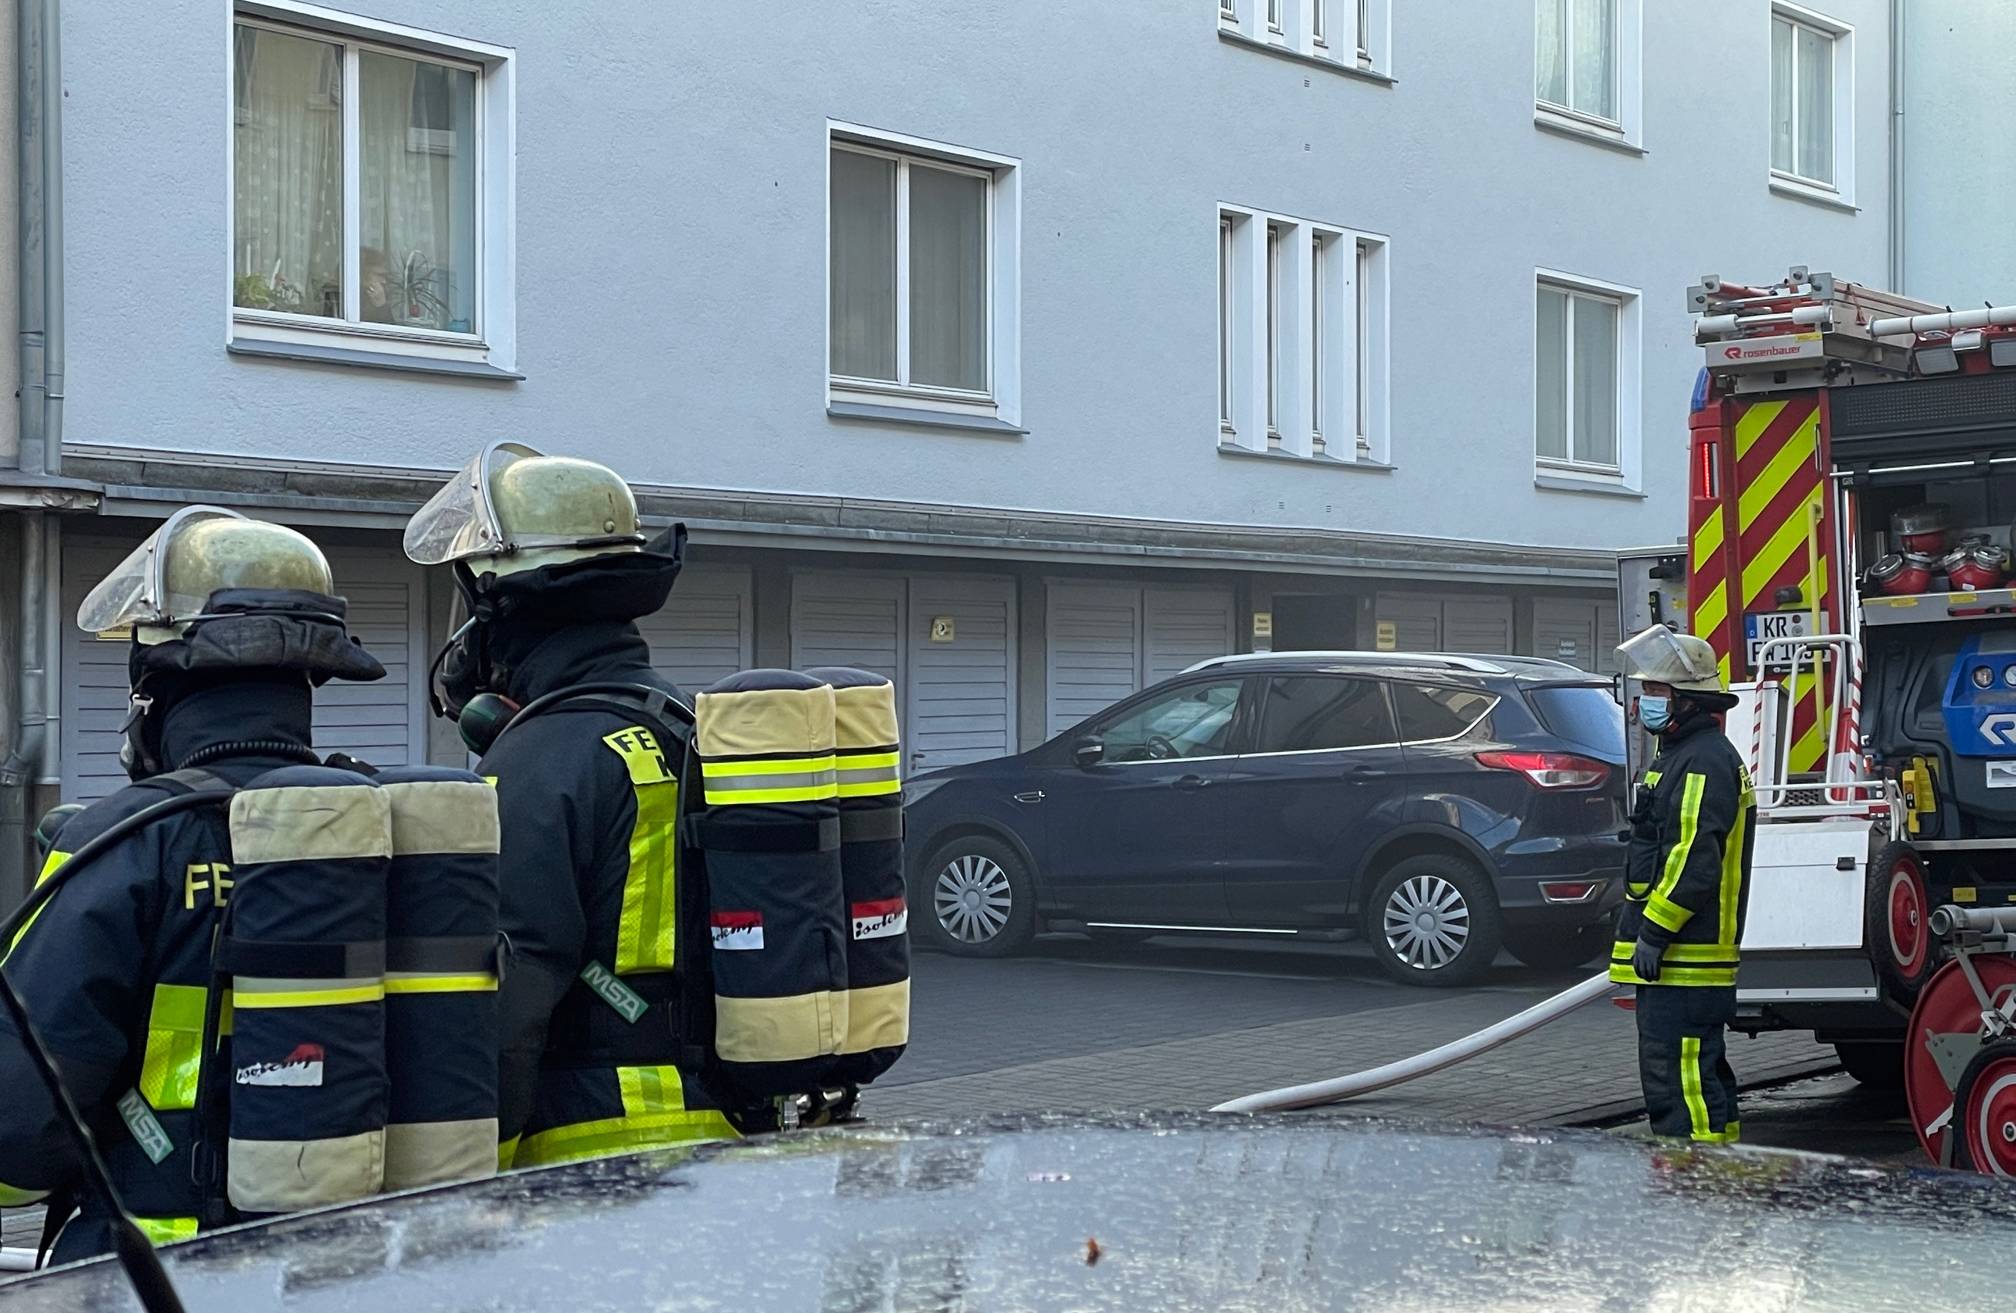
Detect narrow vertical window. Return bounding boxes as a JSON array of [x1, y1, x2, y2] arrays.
[[1313, 0, 1328, 47], [1537, 284, 1621, 469], [1355, 239, 1370, 455], [1357, 0, 1371, 60], [1267, 0, 1284, 34], [1311, 234, 1325, 453], [1266, 224, 1282, 443], [1219, 216, 1235, 434]]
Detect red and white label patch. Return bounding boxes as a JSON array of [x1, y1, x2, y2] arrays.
[[852, 897, 908, 941], [235, 1043, 325, 1088], [711, 910, 765, 951]]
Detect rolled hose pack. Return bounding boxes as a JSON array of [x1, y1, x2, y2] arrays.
[[694, 670, 849, 1101], [221, 765, 392, 1214], [803, 667, 910, 1086], [1212, 972, 1619, 1113], [376, 766, 501, 1191]]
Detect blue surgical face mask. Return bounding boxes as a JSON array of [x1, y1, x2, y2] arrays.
[[1639, 695, 1674, 734]]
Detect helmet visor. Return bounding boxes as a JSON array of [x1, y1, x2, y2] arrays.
[[1616, 624, 1720, 687], [76, 506, 248, 634], [404, 441, 546, 566]]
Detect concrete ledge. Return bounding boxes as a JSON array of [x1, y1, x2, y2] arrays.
[[826, 400, 1028, 436], [227, 337, 525, 381], [1768, 177, 1858, 214], [1533, 112, 1646, 157], [1217, 28, 1395, 85], [1219, 442, 1395, 472], [1534, 474, 1647, 500]]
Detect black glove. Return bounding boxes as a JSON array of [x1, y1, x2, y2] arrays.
[[1632, 937, 1664, 983]]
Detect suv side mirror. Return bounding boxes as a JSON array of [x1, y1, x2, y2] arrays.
[[1073, 736, 1105, 769]]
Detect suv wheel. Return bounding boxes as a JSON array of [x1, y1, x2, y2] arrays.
[[919, 835, 1036, 957], [1366, 855, 1502, 987]]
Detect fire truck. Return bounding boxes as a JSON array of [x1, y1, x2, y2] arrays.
[[1685, 268, 2016, 1175]]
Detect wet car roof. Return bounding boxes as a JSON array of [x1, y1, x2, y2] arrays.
[[8, 1113, 2015, 1310]]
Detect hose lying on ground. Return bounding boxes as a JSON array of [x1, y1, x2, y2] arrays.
[[1211, 971, 1620, 1113]]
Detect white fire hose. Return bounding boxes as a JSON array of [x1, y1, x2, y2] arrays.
[[1212, 972, 1620, 1113], [0, 1247, 38, 1272]]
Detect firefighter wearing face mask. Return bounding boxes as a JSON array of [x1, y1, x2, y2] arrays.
[[404, 443, 742, 1167], [0, 508, 386, 1260], [1611, 625, 1757, 1145]]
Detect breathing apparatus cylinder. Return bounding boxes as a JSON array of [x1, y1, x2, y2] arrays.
[[693, 670, 849, 1101], [803, 667, 910, 1086], [376, 766, 502, 1190], [220, 765, 393, 1214]]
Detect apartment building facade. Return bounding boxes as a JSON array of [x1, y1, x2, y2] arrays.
[[0, 0, 1893, 850]]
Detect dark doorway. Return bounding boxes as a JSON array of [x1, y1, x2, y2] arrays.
[[1272, 593, 1358, 650]]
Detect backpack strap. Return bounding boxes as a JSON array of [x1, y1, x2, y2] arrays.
[[148, 767, 235, 797]]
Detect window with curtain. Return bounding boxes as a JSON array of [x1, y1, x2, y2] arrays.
[[233, 20, 479, 336], [1535, 0, 1617, 124], [830, 145, 991, 397], [1771, 11, 1836, 186], [1537, 285, 1620, 470]]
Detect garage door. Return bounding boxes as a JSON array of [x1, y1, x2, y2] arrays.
[[60, 528, 426, 803], [791, 571, 1017, 772], [1044, 582, 1234, 738], [638, 565, 753, 693], [1372, 592, 1513, 655], [1535, 596, 1630, 672]]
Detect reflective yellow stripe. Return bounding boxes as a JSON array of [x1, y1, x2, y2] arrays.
[[497, 1135, 520, 1172], [1720, 787, 1751, 952], [1742, 490, 1823, 608], [383, 973, 498, 994], [139, 983, 230, 1111], [1736, 410, 1818, 530], [834, 750, 902, 798], [513, 1065, 736, 1168], [1692, 504, 1725, 571], [1715, 1121, 1742, 1144], [834, 751, 901, 770], [1608, 959, 1737, 988], [1610, 942, 1736, 965], [616, 776, 679, 974], [0, 1181, 49, 1206], [1733, 399, 1786, 458], [1692, 581, 1729, 646], [133, 1216, 198, 1246], [1649, 774, 1707, 931], [1681, 1036, 1713, 1141], [702, 754, 838, 777], [703, 782, 839, 805], [835, 780, 902, 799], [5, 847, 70, 960], [232, 983, 384, 1009]]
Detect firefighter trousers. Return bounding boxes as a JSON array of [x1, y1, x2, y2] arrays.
[[1636, 984, 1740, 1143]]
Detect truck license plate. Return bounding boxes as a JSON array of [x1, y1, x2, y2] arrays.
[[1746, 611, 1814, 668]]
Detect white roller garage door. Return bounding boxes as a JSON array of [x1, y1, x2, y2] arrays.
[[791, 571, 1017, 773], [1534, 596, 1622, 672], [1373, 592, 1514, 655], [1044, 582, 1234, 738], [60, 528, 426, 803], [638, 565, 753, 694]]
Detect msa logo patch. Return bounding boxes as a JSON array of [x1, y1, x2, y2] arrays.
[[711, 911, 765, 951], [852, 897, 908, 941], [235, 1043, 325, 1088]]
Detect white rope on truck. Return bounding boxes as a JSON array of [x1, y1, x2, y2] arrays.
[[1211, 972, 1621, 1113]]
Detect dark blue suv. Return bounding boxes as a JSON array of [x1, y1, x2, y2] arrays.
[[902, 652, 1627, 985]]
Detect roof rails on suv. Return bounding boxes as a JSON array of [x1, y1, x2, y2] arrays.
[[1182, 651, 1595, 678]]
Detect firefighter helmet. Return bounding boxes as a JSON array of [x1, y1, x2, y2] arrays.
[[1617, 624, 1727, 695], [403, 441, 645, 576], [77, 506, 335, 641]]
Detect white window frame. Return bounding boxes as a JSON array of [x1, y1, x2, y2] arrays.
[[1533, 0, 1643, 149], [1768, 4, 1855, 207], [826, 121, 1022, 426], [225, 1, 517, 373], [1221, 0, 1389, 74], [1534, 269, 1641, 490], [1220, 204, 1388, 464]]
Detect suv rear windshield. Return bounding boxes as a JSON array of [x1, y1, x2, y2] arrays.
[[1528, 684, 1625, 754]]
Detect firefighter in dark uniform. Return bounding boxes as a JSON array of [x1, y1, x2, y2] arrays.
[[1611, 625, 1756, 1144], [404, 442, 737, 1168], [0, 508, 385, 1259]]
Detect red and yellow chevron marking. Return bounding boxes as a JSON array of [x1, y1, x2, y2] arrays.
[[1689, 392, 1838, 775]]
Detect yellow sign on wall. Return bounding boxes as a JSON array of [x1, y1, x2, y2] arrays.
[[1375, 621, 1398, 651]]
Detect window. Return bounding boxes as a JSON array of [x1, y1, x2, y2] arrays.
[[1218, 217, 1235, 433], [1254, 677, 1395, 753], [1537, 284, 1620, 471], [230, 11, 511, 370], [1220, 207, 1387, 462], [828, 127, 1021, 422], [1771, 6, 1849, 195], [1266, 0, 1283, 34], [1093, 681, 1243, 763], [1221, 0, 1387, 73], [1220, 0, 1238, 18], [1529, 685, 1623, 752], [1356, 0, 1371, 60], [1312, 0, 1327, 46], [1535, 0, 1617, 123], [1392, 684, 1498, 743]]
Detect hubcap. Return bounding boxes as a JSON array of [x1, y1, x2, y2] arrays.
[[1382, 874, 1472, 972], [1889, 859, 1927, 974], [934, 854, 1012, 944], [1966, 1062, 2016, 1178]]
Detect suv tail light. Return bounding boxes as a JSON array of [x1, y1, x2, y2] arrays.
[[1475, 750, 1609, 790]]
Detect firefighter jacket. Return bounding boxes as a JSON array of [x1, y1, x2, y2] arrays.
[[483, 622, 737, 1169], [0, 683, 320, 1261], [1609, 714, 1757, 988]]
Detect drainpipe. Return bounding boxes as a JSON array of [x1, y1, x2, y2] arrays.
[[1, 0, 63, 901], [1888, 0, 1906, 292]]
